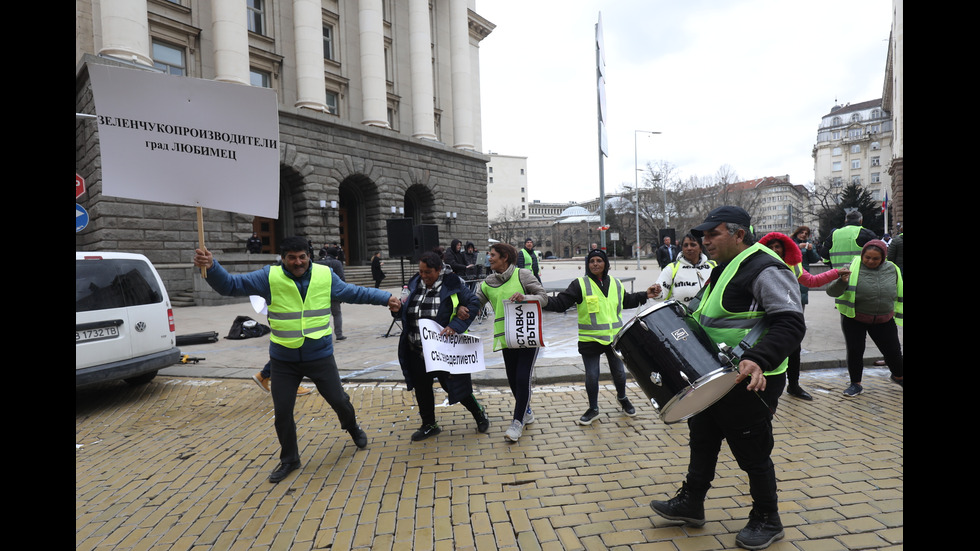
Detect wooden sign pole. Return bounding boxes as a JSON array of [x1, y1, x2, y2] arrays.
[[197, 207, 207, 278]]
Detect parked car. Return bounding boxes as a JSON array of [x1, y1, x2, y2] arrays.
[[75, 252, 181, 387]]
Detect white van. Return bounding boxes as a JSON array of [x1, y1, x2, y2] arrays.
[[75, 252, 181, 387]]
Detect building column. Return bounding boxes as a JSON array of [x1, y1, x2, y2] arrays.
[[448, 0, 473, 149], [293, 0, 327, 111], [358, 0, 388, 127], [211, 0, 250, 85], [98, 0, 152, 66], [409, 0, 436, 140]]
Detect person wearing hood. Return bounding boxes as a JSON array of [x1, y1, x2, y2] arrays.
[[463, 241, 480, 278], [544, 249, 657, 425], [759, 232, 848, 401], [395, 251, 489, 441], [650, 233, 714, 306], [443, 239, 471, 277], [474, 242, 550, 442], [826, 239, 904, 397]]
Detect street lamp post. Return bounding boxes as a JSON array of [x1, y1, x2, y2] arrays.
[[634, 130, 661, 269]]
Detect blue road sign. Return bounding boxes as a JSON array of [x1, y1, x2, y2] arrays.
[[76, 204, 89, 233]]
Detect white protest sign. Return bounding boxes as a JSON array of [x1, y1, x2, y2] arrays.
[[502, 300, 546, 350], [88, 64, 280, 218], [418, 319, 486, 374]]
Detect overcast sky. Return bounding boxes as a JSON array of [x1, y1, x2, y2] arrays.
[[476, 0, 893, 204]]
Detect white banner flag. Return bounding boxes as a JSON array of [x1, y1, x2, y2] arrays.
[[502, 300, 546, 350], [418, 319, 486, 374]]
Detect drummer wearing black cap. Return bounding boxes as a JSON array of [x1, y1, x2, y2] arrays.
[[648, 206, 805, 550]]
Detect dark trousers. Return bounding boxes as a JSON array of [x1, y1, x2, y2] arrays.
[[840, 314, 903, 383], [403, 348, 480, 425], [685, 373, 785, 514], [270, 355, 357, 464], [582, 349, 628, 409], [502, 347, 538, 421]]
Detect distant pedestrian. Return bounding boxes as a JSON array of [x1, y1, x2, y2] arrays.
[[371, 251, 386, 288], [246, 232, 262, 254]]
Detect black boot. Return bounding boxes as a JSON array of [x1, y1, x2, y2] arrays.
[[735, 509, 784, 550], [473, 404, 490, 433], [649, 482, 706, 527]]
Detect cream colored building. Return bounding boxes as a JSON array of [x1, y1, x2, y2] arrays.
[[812, 99, 893, 204], [486, 152, 528, 219], [76, 0, 496, 301]]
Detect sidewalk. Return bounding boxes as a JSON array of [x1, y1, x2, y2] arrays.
[[163, 259, 899, 387], [79, 260, 902, 551]]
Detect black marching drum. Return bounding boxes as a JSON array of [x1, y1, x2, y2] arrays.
[[613, 300, 738, 424]]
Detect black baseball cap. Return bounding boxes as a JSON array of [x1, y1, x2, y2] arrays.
[[692, 206, 752, 236]]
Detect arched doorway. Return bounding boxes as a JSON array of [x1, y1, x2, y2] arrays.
[[404, 183, 435, 226], [338, 174, 380, 265], [253, 167, 301, 253]]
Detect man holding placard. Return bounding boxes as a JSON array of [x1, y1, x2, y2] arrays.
[[193, 237, 401, 484], [395, 251, 488, 441]]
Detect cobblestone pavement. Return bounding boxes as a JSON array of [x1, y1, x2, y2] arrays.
[[76, 368, 902, 551]]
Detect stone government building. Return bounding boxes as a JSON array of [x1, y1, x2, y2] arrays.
[[76, 0, 494, 304]]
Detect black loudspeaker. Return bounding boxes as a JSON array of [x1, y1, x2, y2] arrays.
[[412, 224, 440, 262], [386, 218, 415, 258]]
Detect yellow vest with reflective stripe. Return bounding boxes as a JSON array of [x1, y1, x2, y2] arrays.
[[693, 243, 788, 376], [834, 257, 904, 326], [576, 276, 623, 345], [829, 225, 862, 269], [268, 264, 332, 348], [482, 270, 527, 351]]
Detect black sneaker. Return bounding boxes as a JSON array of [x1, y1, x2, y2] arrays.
[[619, 396, 637, 416], [843, 383, 864, 397], [649, 483, 706, 527], [411, 423, 441, 441], [474, 405, 490, 433], [348, 426, 368, 449], [577, 408, 600, 426], [735, 509, 784, 550]]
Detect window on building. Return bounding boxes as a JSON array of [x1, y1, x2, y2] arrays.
[[832, 131, 841, 140], [247, 0, 265, 35], [323, 25, 335, 61], [832, 161, 842, 172], [250, 68, 271, 87], [871, 172, 881, 183], [832, 147, 842, 156], [850, 113, 861, 122], [325, 90, 339, 115], [851, 159, 861, 169], [848, 129, 862, 139], [488, 177, 493, 184], [871, 156, 880, 166], [850, 144, 861, 154], [152, 40, 186, 76], [871, 141, 881, 150]]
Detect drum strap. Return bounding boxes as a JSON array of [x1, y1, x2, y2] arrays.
[[730, 318, 770, 359]]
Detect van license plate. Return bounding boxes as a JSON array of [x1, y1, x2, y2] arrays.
[[76, 326, 120, 343]]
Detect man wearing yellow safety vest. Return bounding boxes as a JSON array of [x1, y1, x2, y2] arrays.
[[544, 249, 658, 425], [818, 208, 876, 270], [193, 237, 402, 484], [516, 238, 541, 283], [648, 206, 805, 551]]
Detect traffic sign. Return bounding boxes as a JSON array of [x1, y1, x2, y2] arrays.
[[76, 204, 89, 233], [76, 173, 86, 199]]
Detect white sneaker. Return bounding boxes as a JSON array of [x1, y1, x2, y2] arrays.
[[524, 408, 535, 425], [504, 419, 524, 442]]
